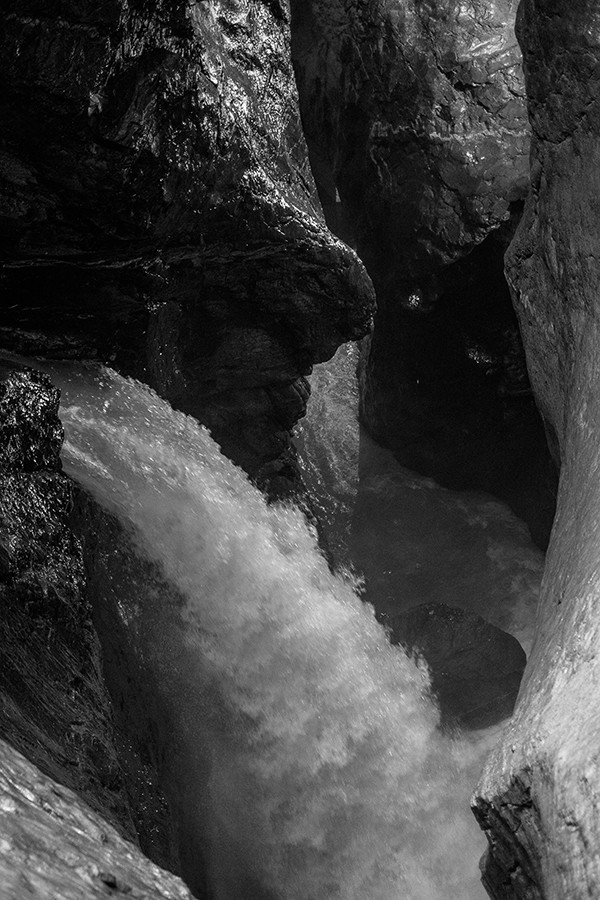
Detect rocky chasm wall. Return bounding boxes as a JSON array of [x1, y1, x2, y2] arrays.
[[0, 0, 374, 492], [290, 0, 557, 546], [473, 3, 600, 898], [0, 366, 193, 894]]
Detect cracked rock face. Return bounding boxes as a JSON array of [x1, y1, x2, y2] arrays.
[[0, 738, 193, 900], [473, 3, 600, 897], [0, 0, 374, 488]]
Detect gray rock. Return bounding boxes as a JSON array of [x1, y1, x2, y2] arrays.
[[292, 0, 556, 544], [0, 369, 63, 473], [0, 368, 180, 876], [473, 2, 600, 897], [381, 603, 526, 730], [0, 737, 193, 900], [0, 1, 375, 489], [292, 0, 529, 282]]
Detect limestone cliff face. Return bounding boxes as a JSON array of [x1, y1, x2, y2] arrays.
[[473, 3, 600, 897], [291, 0, 555, 543], [0, 0, 374, 488]]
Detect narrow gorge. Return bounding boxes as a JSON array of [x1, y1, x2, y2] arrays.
[[0, 1, 598, 899]]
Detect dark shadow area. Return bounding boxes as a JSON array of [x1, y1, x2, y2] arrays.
[[358, 227, 558, 550]]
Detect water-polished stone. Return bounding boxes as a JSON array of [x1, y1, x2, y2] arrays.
[[382, 602, 526, 730], [0, 738, 193, 900]]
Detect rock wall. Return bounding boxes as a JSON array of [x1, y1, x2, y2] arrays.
[[0, 368, 133, 840], [0, 0, 374, 490], [292, 0, 529, 281], [0, 366, 183, 882], [0, 737, 193, 900], [291, 0, 556, 544], [473, 3, 600, 897]]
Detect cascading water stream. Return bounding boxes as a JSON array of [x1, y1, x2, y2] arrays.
[[27, 358, 501, 900]]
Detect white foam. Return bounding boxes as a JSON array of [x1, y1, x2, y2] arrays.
[[45, 362, 488, 900]]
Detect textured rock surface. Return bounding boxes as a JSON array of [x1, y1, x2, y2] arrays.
[[0, 368, 134, 840], [0, 366, 180, 878], [70, 494, 199, 893], [291, 0, 557, 542], [0, 0, 374, 488], [292, 0, 529, 280], [0, 737, 193, 900], [473, 3, 600, 898], [381, 603, 526, 730]]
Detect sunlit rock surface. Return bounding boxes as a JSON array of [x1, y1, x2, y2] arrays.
[[0, 738, 193, 900], [473, 3, 600, 897], [0, 0, 374, 488]]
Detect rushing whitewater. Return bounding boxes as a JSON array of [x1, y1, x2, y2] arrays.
[[36, 361, 493, 900]]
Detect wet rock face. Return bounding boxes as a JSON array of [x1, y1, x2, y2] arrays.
[[0, 0, 374, 486], [474, 4, 600, 898], [0, 369, 134, 842], [0, 738, 193, 900], [291, 0, 555, 540], [291, 0, 529, 284], [382, 603, 526, 731]]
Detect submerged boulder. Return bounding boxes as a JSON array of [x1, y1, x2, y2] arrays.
[[473, 2, 600, 897], [0, 0, 374, 490], [381, 603, 526, 730]]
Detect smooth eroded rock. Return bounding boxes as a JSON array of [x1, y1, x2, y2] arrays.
[[473, 3, 600, 897], [381, 603, 526, 730], [0, 738, 193, 900], [292, 0, 556, 543]]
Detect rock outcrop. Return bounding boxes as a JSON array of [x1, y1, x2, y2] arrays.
[[0, 366, 181, 880], [473, 3, 600, 897], [0, 737, 193, 900], [291, 0, 556, 544], [0, 1, 374, 490], [382, 603, 526, 731], [292, 0, 529, 281], [0, 368, 133, 839]]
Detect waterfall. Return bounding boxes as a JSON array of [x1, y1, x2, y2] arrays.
[[41, 360, 494, 900]]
